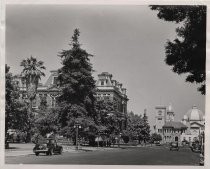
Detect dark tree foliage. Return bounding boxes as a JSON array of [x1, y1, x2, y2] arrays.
[[95, 98, 124, 135], [35, 108, 60, 136], [150, 5, 206, 94], [141, 111, 150, 143], [5, 65, 29, 144], [150, 133, 162, 142], [38, 95, 47, 111], [57, 29, 96, 140], [123, 111, 150, 144]]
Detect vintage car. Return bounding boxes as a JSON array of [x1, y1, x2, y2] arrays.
[[169, 142, 179, 151], [199, 152, 204, 166], [155, 141, 161, 146], [190, 141, 201, 153], [33, 138, 63, 156]]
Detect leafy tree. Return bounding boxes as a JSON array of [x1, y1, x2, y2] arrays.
[[38, 95, 47, 111], [95, 98, 123, 136], [123, 111, 143, 142], [20, 56, 46, 141], [57, 29, 96, 143], [123, 111, 150, 144], [150, 133, 162, 143], [5, 65, 29, 147], [150, 5, 206, 94], [35, 108, 60, 137]]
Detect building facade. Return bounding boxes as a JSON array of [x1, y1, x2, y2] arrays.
[[95, 72, 128, 114], [15, 70, 128, 116], [154, 104, 205, 144], [181, 106, 205, 143]]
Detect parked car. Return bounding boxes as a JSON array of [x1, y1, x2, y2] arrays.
[[190, 141, 201, 153], [170, 142, 179, 151], [182, 139, 189, 146], [33, 138, 63, 156], [199, 152, 204, 166], [155, 141, 161, 146]]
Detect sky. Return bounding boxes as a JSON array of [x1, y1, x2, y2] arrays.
[[6, 5, 205, 128]]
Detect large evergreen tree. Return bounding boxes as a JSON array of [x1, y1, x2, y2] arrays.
[[141, 110, 150, 143], [57, 29, 96, 140], [150, 5, 206, 94]]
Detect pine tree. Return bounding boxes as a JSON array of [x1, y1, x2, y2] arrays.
[[141, 110, 150, 143], [57, 29, 96, 138]]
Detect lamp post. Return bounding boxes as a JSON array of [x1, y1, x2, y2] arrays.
[[118, 133, 122, 147], [74, 122, 81, 150]]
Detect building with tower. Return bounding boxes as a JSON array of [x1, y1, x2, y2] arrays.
[[180, 106, 205, 143], [154, 104, 205, 144], [154, 105, 187, 143]]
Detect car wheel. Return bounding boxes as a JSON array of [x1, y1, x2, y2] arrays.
[[49, 149, 53, 155], [35, 153, 39, 156], [59, 147, 63, 154]]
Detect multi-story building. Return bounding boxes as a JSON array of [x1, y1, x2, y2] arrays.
[[154, 104, 205, 144], [95, 72, 128, 130], [154, 105, 187, 143], [14, 71, 128, 117], [95, 72, 128, 114], [181, 106, 205, 143]]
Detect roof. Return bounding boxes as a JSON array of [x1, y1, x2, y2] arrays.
[[163, 121, 187, 129], [186, 106, 204, 121]]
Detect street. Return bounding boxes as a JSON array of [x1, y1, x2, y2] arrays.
[[5, 144, 200, 165]]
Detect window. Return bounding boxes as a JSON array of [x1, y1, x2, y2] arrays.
[[158, 110, 162, 116], [158, 118, 162, 120], [101, 81, 104, 86], [53, 77, 58, 85]]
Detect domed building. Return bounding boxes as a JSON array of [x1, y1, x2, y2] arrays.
[[181, 106, 205, 143]]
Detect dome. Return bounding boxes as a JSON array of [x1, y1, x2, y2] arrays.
[[183, 115, 188, 120], [186, 106, 204, 121]]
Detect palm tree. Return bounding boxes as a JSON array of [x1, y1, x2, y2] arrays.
[[20, 56, 46, 142], [20, 56, 46, 109]]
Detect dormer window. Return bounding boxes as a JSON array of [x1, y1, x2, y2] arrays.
[[158, 110, 162, 116]]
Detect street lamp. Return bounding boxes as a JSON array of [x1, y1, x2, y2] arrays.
[[74, 122, 81, 150], [118, 133, 122, 147]]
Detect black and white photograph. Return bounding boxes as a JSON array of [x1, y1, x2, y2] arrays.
[[1, 0, 209, 167]]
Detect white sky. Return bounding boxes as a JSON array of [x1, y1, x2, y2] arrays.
[[6, 5, 205, 128]]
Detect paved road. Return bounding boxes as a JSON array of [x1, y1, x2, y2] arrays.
[[5, 145, 200, 165]]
